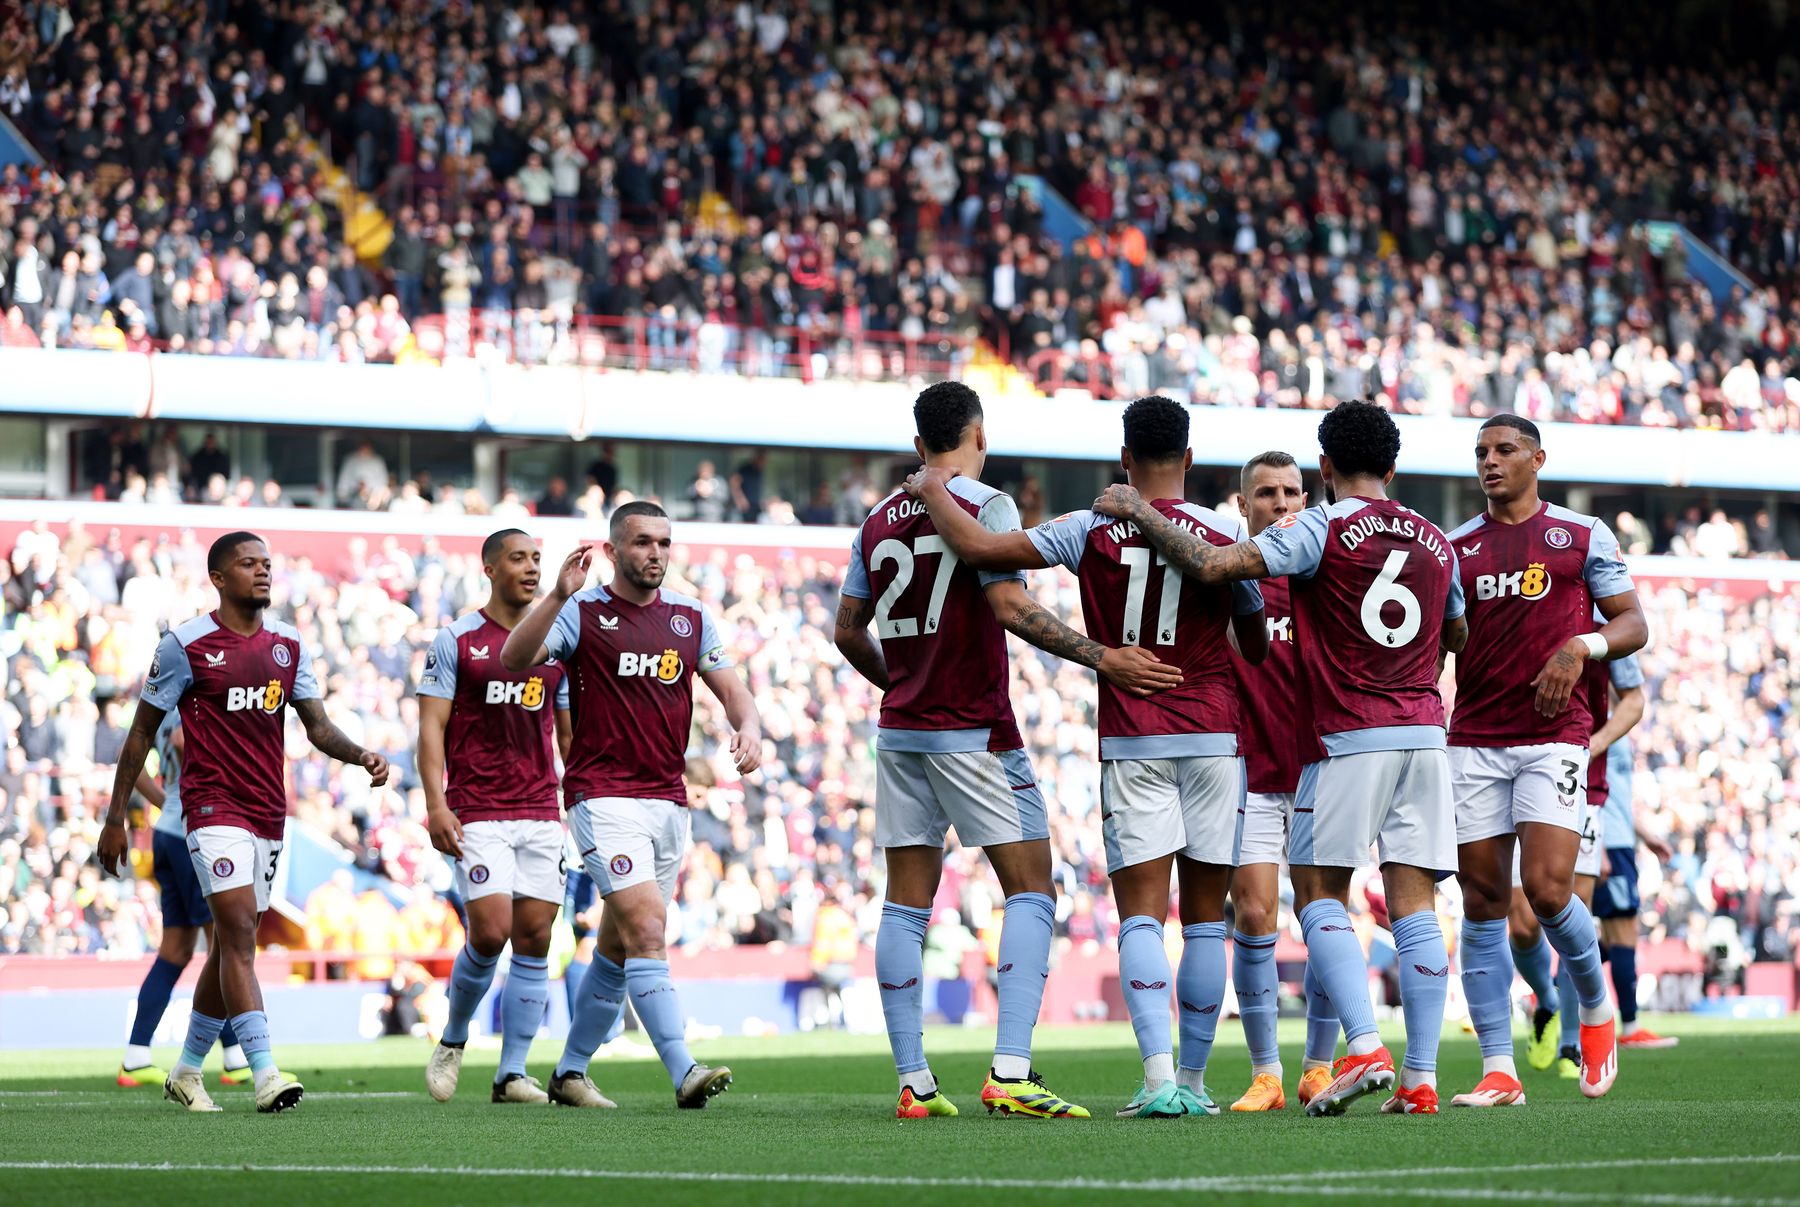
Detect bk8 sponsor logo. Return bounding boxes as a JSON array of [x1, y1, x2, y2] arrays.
[[618, 649, 684, 683], [226, 679, 285, 713], [1474, 562, 1551, 602], [485, 676, 547, 710]]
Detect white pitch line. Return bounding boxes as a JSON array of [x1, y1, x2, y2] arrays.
[[0, 1090, 417, 1100], [0, 1155, 1795, 1203]]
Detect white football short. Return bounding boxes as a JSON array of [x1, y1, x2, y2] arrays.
[[1236, 791, 1295, 866], [1451, 743, 1588, 844], [569, 797, 689, 902], [875, 747, 1048, 850], [187, 825, 283, 914], [1098, 755, 1242, 874], [1291, 749, 1456, 875], [454, 818, 568, 904]]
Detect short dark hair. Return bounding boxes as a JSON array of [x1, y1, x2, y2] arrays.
[[481, 528, 529, 566], [610, 500, 669, 541], [1317, 399, 1401, 479], [912, 381, 983, 455], [1121, 395, 1189, 464], [1241, 449, 1299, 493], [207, 530, 264, 575], [1480, 414, 1542, 446]]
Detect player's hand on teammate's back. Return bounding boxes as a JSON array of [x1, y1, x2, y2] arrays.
[[97, 819, 129, 877], [1096, 645, 1183, 697], [1528, 640, 1586, 717], [361, 749, 391, 786], [425, 806, 464, 860], [729, 729, 762, 774], [1091, 483, 1144, 519], [901, 465, 959, 498], [556, 544, 595, 599]]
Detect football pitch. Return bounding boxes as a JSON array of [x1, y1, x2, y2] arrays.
[[3, 1017, 1796, 1206]]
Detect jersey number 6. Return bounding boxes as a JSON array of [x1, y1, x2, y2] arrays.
[[1360, 550, 1422, 648]]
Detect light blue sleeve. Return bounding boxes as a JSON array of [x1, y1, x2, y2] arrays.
[[555, 668, 571, 710], [1025, 511, 1094, 573], [416, 627, 458, 700], [1584, 520, 1634, 599], [1445, 547, 1466, 620], [140, 631, 192, 712], [291, 638, 321, 701], [975, 493, 1028, 588], [1249, 506, 1330, 579], [697, 607, 733, 672], [1609, 652, 1645, 691], [841, 530, 871, 600], [544, 596, 584, 661]]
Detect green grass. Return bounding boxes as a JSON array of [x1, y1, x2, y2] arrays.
[[3, 1016, 1798, 1205]]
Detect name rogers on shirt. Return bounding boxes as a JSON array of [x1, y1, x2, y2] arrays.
[[884, 498, 929, 525], [1338, 513, 1449, 565]]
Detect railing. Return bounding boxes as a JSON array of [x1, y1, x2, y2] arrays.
[[411, 309, 978, 385]]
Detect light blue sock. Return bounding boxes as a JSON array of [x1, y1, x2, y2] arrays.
[[624, 957, 695, 1086], [556, 954, 626, 1079], [1459, 918, 1514, 1057], [1391, 910, 1449, 1072], [1298, 899, 1377, 1044], [441, 946, 499, 1047], [497, 955, 550, 1082], [563, 958, 588, 1017], [1555, 958, 1580, 1041], [1512, 930, 1556, 1009], [228, 1010, 275, 1078], [1232, 929, 1281, 1069], [875, 902, 932, 1077], [1538, 898, 1608, 1016], [174, 1009, 225, 1076], [993, 892, 1054, 1071], [1177, 921, 1228, 1076], [1118, 916, 1173, 1063], [1303, 963, 1340, 1064]]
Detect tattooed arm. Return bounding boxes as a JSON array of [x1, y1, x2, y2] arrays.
[[833, 593, 889, 691], [1090, 485, 1269, 583], [984, 580, 1181, 697], [294, 697, 391, 785]]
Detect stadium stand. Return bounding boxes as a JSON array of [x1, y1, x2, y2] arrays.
[[2, 2, 1797, 426]]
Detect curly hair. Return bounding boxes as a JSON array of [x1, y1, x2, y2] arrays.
[[1121, 395, 1190, 463], [1317, 399, 1401, 480], [913, 381, 984, 454]]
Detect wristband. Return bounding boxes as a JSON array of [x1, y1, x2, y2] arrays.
[[1578, 632, 1608, 660]]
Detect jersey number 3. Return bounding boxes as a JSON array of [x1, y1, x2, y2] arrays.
[[872, 535, 958, 639]]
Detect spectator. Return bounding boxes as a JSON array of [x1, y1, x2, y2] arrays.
[[336, 441, 390, 507], [687, 460, 728, 523], [537, 476, 575, 517]]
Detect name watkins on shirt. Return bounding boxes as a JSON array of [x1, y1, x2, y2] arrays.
[[1103, 514, 1207, 546], [1337, 513, 1449, 566]]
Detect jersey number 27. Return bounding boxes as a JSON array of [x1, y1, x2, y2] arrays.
[[872, 536, 958, 638]]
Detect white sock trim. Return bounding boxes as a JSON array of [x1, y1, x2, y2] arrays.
[[1143, 1052, 1175, 1088], [123, 1044, 153, 1068], [1176, 1065, 1205, 1092], [1251, 1062, 1283, 1080], [1578, 1002, 1613, 1027], [1482, 1054, 1519, 1079], [900, 1068, 937, 1096], [1347, 1033, 1381, 1057], [991, 1053, 1031, 1080]]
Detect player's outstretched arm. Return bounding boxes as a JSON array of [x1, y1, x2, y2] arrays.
[[416, 694, 461, 859], [833, 593, 889, 691], [134, 768, 166, 810], [701, 666, 763, 775], [294, 697, 390, 786], [1090, 484, 1268, 584], [99, 700, 165, 876], [1232, 605, 1270, 666], [984, 579, 1182, 697], [903, 467, 1049, 571], [1589, 683, 1645, 760], [501, 544, 593, 671]]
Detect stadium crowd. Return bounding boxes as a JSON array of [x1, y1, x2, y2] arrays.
[[2, 510, 1795, 992], [3, 2, 1800, 427]]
